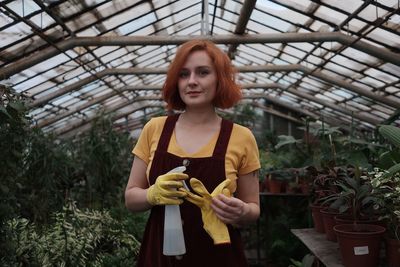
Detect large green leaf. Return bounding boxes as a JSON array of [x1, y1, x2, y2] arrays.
[[378, 150, 400, 169], [0, 106, 12, 119], [275, 135, 302, 150], [383, 163, 400, 178], [379, 125, 400, 148]]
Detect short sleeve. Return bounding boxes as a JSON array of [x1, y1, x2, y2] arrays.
[[238, 127, 261, 175], [132, 119, 154, 164]]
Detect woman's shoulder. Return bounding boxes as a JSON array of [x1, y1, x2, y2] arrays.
[[231, 123, 258, 145], [231, 123, 255, 137], [144, 115, 168, 128], [140, 116, 168, 137]]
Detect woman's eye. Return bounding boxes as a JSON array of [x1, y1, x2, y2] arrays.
[[199, 70, 209, 76], [179, 71, 189, 78]]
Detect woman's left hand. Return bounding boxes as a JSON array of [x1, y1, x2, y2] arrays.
[[210, 194, 250, 225]]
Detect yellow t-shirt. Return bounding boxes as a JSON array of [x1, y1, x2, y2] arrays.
[[132, 116, 260, 191]]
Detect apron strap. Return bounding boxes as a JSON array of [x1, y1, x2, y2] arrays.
[[212, 119, 233, 159], [156, 114, 179, 152]]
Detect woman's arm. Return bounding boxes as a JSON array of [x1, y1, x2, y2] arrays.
[[125, 156, 153, 212], [211, 170, 260, 226]]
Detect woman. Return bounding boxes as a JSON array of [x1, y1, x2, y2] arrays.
[[125, 40, 260, 267]]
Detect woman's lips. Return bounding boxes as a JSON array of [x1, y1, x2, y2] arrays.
[[186, 91, 201, 96]]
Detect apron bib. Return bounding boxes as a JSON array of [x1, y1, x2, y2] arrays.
[[136, 114, 248, 267]]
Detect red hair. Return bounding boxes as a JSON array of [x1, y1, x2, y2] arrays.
[[163, 40, 242, 110]]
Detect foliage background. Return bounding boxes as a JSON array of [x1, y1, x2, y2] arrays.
[[0, 88, 145, 266]]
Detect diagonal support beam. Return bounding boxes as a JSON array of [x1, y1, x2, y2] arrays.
[[227, 0, 257, 59], [2, 32, 399, 80]]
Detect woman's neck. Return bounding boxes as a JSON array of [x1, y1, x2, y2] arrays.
[[179, 108, 220, 126]]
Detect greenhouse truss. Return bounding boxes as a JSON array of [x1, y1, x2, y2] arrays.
[[0, 0, 399, 138]]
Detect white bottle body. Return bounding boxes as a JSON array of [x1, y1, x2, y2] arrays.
[[163, 166, 186, 256]]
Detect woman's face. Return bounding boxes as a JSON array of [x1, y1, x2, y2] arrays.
[[177, 50, 218, 109]]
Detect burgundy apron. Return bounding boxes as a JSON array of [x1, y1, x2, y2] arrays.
[[136, 114, 248, 267]]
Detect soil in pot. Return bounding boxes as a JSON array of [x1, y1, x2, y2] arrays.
[[334, 224, 385, 267]]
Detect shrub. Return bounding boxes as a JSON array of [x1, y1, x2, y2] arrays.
[[1, 201, 140, 267]]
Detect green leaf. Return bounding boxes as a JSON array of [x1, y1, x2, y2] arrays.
[[378, 151, 399, 169], [384, 163, 400, 178], [274, 135, 301, 150], [302, 254, 315, 267], [344, 177, 358, 190], [379, 125, 400, 148], [0, 106, 12, 119], [0, 184, 9, 194], [8, 101, 26, 112]]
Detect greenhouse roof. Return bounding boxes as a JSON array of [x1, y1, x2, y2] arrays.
[[1, 0, 399, 138]]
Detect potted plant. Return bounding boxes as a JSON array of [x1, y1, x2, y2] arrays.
[[326, 166, 386, 267], [287, 166, 317, 194], [267, 168, 294, 193], [370, 124, 400, 267], [370, 168, 400, 267], [323, 165, 382, 225], [310, 166, 346, 238]]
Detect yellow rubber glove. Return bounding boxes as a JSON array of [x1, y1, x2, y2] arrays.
[[146, 172, 189, 206], [183, 178, 232, 245]]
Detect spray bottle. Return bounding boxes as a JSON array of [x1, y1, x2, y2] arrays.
[[163, 166, 187, 256]]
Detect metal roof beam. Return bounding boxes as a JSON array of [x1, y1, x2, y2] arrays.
[[227, 0, 257, 59], [242, 86, 379, 126], [38, 82, 314, 128], [58, 104, 162, 139], [28, 64, 399, 109], [240, 65, 400, 109], [249, 102, 304, 125], [28, 67, 167, 108], [2, 32, 399, 80], [54, 96, 162, 136], [47, 82, 378, 138], [54, 88, 374, 138], [248, 102, 349, 130], [37, 85, 162, 127]]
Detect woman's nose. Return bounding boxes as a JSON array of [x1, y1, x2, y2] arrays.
[[188, 72, 197, 85]]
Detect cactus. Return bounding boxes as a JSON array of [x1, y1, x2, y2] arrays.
[[379, 125, 400, 177], [379, 125, 400, 148]]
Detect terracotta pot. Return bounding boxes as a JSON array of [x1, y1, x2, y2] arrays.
[[334, 224, 385, 267], [259, 180, 266, 192], [310, 203, 325, 233], [385, 237, 400, 267], [268, 179, 283, 193], [320, 208, 341, 242], [262, 175, 270, 192], [299, 182, 310, 194]]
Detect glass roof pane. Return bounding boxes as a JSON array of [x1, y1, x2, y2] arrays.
[[314, 6, 348, 24], [6, 0, 41, 16], [358, 3, 394, 22], [321, 0, 363, 13], [1, 0, 399, 133]]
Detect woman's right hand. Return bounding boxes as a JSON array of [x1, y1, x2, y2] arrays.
[[146, 172, 189, 205]]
